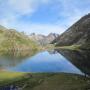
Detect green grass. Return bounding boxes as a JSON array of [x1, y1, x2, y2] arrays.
[[0, 72, 25, 80], [55, 43, 90, 51], [0, 72, 27, 87], [32, 74, 90, 90], [0, 72, 90, 90], [55, 45, 81, 50]]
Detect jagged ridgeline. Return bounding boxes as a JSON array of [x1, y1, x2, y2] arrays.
[[52, 13, 90, 49], [29, 33, 59, 46], [0, 25, 38, 53]]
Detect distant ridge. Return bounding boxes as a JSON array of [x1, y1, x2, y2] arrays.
[[29, 33, 59, 45]]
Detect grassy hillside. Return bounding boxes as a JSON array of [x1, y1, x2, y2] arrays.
[[0, 25, 38, 54]]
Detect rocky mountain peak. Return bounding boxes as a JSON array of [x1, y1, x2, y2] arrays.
[[29, 33, 59, 45]]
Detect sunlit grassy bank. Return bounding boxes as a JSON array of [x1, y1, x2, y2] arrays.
[[55, 44, 90, 51], [0, 72, 25, 80], [0, 72, 90, 90], [55, 45, 82, 51], [0, 72, 27, 87]]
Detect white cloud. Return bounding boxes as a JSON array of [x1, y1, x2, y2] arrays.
[[0, 14, 18, 28], [8, 0, 50, 15], [8, 0, 36, 15], [28, 24, 65, 35], [0, 0, 90, 35], [13, 22, 66, 35], [56, 0, 90, 27]]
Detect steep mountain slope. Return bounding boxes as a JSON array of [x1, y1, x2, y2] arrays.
[[29, 33, 59, 45], [52, 13, 90, 49], [0, 26, 38, 52], [46, 33, 59, 44], [29, 33, 46, 45]]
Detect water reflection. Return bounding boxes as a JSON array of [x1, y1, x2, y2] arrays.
[[56, 49, 90, 76], [0, 50, 37, 70], [0, 49, 90, 76]]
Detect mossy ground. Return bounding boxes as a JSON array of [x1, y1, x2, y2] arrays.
[[0, 72, 90, 90]]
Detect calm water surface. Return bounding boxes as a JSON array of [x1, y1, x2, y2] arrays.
[[0, 50, 85, 75]]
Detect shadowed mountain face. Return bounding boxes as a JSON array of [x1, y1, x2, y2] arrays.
[[56, 49, 90, 76], [52, 13, 90, 49], [29, 33, 59, 45]]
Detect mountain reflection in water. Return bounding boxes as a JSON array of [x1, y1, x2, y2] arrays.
[[56, 49, 90, 76], [0, 49, 90, 76]]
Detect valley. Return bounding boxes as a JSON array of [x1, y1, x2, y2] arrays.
[[0, 13, 90, 90]]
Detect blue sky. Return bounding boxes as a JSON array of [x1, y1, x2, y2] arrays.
[[0, 0, 90, 35]]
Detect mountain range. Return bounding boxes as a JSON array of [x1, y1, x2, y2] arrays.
[[29, 33, 59, 45], [0, 13, 90, 52]]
